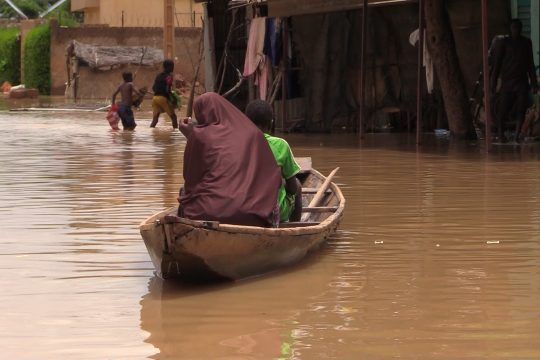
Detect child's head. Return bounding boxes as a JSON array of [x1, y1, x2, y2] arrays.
[[122, 71, 133, 82], [245, 100, 273, 132], [163, 59, 175, 73], [510, 18, 523, 38]]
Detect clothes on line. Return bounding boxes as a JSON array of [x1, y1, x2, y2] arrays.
[[409, 28, 434, 94], [243, 16, 269, 100], [264, 17, 282, 67], [244, 16, 296, 100]]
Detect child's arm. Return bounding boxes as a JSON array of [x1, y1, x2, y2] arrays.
[[285, 176, 301, 195], [280, 140, 302, 195]]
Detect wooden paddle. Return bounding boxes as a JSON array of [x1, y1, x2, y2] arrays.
[[186, 20, 205, 118], [301, 167, 340, 222]]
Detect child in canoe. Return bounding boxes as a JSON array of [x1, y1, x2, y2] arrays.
[[245, 100, 303, 222]]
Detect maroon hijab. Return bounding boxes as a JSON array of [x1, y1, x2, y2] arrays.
[[180, 92, 281, 227]]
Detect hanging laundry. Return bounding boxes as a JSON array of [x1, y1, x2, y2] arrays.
[[264, 17, 282, 67], [244, 17, 269, 100], [409, 28, 434, 94]]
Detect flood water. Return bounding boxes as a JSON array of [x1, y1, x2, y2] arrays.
[[1, 103, 540, 359]]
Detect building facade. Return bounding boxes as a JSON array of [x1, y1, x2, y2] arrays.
[[71, 0, 203, 27]]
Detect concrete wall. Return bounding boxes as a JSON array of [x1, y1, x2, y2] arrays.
[[73, 0, 203, 27], [50, 22, 203, 98]]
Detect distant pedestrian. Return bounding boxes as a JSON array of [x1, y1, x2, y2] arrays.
[[111, 71, 141, 131], [150, 59, 179, 129], [491, 19, 539, 142]]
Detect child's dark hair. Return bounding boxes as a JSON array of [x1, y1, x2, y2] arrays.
[[122, 71, 133, 82], [163, 59, 174, 73], [245, 100, 273, 130]]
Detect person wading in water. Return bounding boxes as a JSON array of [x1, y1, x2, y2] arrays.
[[111, 71, 143, 131], [150, 59, 179, 129], [491, 19, 539, 143]]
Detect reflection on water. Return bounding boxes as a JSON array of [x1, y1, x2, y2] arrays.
[[1, 108, 540, 359]]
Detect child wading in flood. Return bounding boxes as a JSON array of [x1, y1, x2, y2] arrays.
[[150, 59, 179, 129], [111, 71, 141, 131]]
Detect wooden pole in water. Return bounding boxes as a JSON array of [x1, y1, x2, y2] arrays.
[[187, 20, 205, 118], [359, 0, 368, 138], [281, 19, 289, 132], [164, 0, 175, 60], [246, 6, 255, 102], [416, 0, 424, 145], [481, 0, 492, 151]]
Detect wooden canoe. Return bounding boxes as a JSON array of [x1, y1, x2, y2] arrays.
[[139, 164, 345, 282]]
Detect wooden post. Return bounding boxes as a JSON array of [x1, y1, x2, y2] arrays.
[[187, 21, 205, 118], [164, 0, 175, 59], [481, 0, 492, 150], [416, 0, 424, 145], [246, 5, 255, 102], [281, 19, 289, 131], [424, 0, 474, 138], [203, 2, 216, 92], [73, 58, 79, 102], [359, 0, 368, 138]]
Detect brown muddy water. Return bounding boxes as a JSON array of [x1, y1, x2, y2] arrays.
[[1, 104, 540, 359]]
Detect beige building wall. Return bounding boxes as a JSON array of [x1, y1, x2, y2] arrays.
[[73, 0, 203, 27], [84, 7, 100, 24]]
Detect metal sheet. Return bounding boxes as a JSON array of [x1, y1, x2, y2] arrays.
[[269, 0, 416, 17]]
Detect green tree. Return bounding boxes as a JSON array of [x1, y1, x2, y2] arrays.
[[0, 1, 77, 21], [0, 27, 21, 85], [23, 24, 50, 94], [0, 0, 44, 18]]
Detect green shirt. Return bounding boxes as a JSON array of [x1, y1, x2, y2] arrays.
[[264, 134, 301, 221]]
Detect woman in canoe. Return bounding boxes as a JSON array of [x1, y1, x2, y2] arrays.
[[178, 92, 282, 227]]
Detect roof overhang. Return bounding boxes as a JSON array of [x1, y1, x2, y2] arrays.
[[268, 0, 417, 17], [71, 0, 99, 11]]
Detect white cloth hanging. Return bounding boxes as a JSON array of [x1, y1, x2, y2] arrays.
[[409, 28, 434, 94]]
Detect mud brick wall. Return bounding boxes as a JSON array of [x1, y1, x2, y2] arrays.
[[50, 22, 202, 98]]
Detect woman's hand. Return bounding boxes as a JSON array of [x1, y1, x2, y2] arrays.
[[179, 117, 195, 137]]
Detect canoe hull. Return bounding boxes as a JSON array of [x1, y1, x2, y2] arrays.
[[139, 168, 345, 282], [141, 214, 341, 281]]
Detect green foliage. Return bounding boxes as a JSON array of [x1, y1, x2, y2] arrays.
[[0, 0, 42, 18], [1, 1, 81, 25], [24, 24, 50, 94], [46, 1, 82, 27], [17, 0, 42, 17], [0, 27, 21, 85]]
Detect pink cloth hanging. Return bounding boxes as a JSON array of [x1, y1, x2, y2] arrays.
[[243, 17, 268, 100]]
